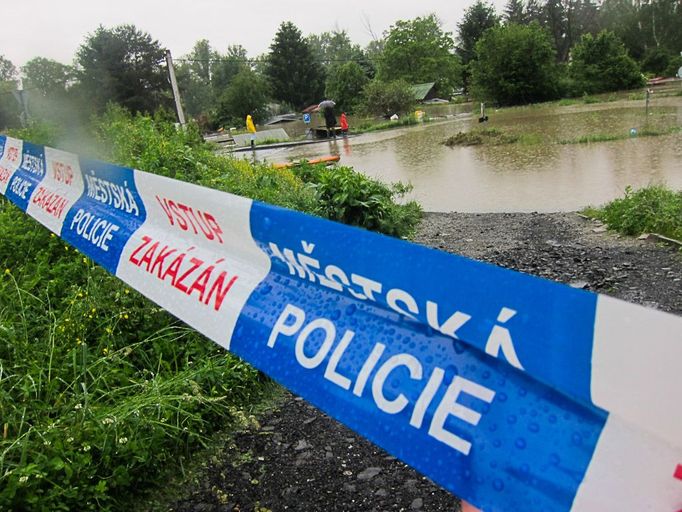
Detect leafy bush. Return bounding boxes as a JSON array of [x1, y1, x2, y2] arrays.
[[359, 79, 415, 118], [591, 185, 682, 241], [568, 31, 644, 95], [470, 23, 561, 106], [294, 164, 422, 238]]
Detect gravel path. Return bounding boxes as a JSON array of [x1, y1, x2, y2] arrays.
[[163, 212, 682, 512]]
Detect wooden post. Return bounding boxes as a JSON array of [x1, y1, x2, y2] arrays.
[[165, 50, 186, 127]]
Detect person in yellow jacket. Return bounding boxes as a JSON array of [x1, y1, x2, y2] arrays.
[[246, 114, 257, 148]]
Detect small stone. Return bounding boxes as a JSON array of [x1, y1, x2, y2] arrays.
[[411, 498, 424, 509], [357, 467, 382, 481], [638, 233, 651, 240], [569, 280, 589, 289], [294, 440, 310, 451], [375, 489, 388, 497], [592, 226, 607, 233]]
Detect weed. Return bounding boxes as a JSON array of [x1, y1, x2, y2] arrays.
[[583, 185, 682, 241]]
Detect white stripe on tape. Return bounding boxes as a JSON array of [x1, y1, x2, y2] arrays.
[[592, 294, 682, 450]]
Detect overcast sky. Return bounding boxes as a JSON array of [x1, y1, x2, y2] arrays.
[[2, 0, 508, 69]]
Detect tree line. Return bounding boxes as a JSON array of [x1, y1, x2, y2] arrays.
[[1, 0, 681, 131]]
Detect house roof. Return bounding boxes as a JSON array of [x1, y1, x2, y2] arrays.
[[411, 82, 436, 101]]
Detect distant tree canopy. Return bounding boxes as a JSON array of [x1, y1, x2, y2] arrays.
[[471, 23, 561, 105], [325, 61, 368, 113], [0, 55, 17, 83], [0, 55, 19, 129], [22, 57, 73, 96], [568, 30, 644, 94], [378, 14, 462, 97], [307, 30, 374, 78], [216, 68, 270, 127], [600, 0, 682, 67], [176, 39, 218, 118], [76, 24, 168, 114], [5, 0, 682, 132], [266, 21, 324, 109], [457, 1, 500, 66]]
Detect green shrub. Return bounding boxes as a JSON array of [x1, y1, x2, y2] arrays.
[[294, 164, 422, 238], [568, 31, 644, 95], [359, 79, 415, 118], [589, 185, 682, 241]]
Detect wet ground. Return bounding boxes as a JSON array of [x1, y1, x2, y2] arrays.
[[155, 212, 681, 512]]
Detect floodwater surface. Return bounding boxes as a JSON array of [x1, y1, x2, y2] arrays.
[[254, 98, 682, 213]]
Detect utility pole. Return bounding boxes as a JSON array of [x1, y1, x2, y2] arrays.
[[165, 49, 186, 127]]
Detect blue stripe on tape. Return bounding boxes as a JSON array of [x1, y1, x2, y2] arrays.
[[60, 158, 146, 274], [226, 201, 609, 511], [247, 202, 598, 407], [4, 141, 45, 212]]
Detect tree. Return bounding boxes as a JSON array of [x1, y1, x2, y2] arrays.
[[0, 55, 17, 83], [378, 14, 462, 97], [75, 24, 168, 113], [457, 1, 500, 66], [325, 61, 368, 113], [307, 30, 375, 79], [504, 0, 527, 25], [568, 30, 644, 94], [265, 22, 324, 109], [21, 57, 73, 96], [176, 40, 220, 119], [360, 79, 415, 117], [471, 22, 561, 105], [0, 55, 19, 129], [542, 0, 600, 62], [212, 45, 250, 93], [216, 68, 270, 127]]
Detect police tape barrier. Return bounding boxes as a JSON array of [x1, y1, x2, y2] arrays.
[[1, 135, 681, 511]]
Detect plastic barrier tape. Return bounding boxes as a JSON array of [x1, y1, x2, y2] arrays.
[[1, 135, 680, 511]]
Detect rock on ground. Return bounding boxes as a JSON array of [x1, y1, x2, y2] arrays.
[[163, 213, 681, 512]]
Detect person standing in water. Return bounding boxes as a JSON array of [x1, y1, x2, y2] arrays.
[[340, 112, 349, 135], [322, 104, 337, 139]]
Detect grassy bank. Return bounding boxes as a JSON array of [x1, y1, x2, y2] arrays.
[[0, 110, 421, 510], [583, 185, 682, 243]]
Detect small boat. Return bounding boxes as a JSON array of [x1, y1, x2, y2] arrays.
[[272, 155, 340, 169]]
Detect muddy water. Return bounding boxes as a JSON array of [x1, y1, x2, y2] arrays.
[[256, 99, 682, 213]]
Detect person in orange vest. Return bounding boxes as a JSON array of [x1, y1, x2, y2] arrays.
[[340, 112, 349, 135], [246, 114, 257, 148]]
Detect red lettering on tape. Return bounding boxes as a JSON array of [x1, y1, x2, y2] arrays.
[[129, 234, 237, 310], [155, 195, 224, 244], [674, 464, 682, 480]]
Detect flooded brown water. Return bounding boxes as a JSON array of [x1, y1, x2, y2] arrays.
[[255, 97, 682, 212]]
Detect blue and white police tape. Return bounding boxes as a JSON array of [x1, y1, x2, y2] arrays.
[[1, 135, 681, 511]]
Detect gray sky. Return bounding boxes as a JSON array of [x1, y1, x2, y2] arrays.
[[2, 0, 507, 69]]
